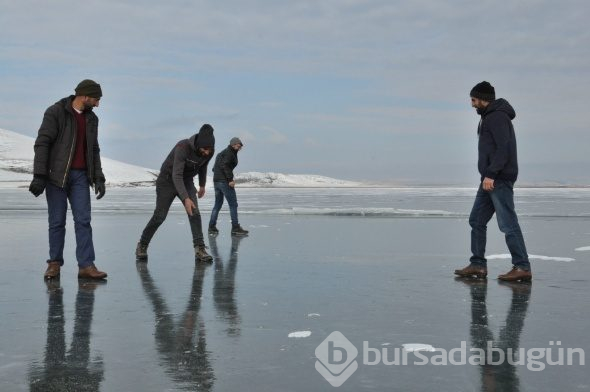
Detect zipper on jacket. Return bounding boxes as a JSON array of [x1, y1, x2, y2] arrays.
[[61, 114, 77, 187]]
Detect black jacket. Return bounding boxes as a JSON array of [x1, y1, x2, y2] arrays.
[[158, 128, 215, 201], [477, 98, 519, 182], [33, 96, 105, 188], [212, 146, 238, 182]]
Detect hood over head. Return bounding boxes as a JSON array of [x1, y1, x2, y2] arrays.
[[483, 98, 516, 120]]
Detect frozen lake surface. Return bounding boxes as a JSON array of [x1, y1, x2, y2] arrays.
[[0, 187, 588, 391]]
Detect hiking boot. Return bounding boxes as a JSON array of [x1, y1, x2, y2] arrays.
[[454, 264, 488, 279], [78, 265, 108, 280], [136, 241, 149, 259], [231, 224, 249, 237], [498, 266, 532, 282], [44, 261, 61, 280], [208, 225, 219, 236], [195, 245, 213, 262]]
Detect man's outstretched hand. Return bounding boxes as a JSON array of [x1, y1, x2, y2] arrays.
[[184, 198, 196, 216]]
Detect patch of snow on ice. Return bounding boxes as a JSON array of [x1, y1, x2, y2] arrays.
[[574, 246, 590, 252], [487, 254, 574, 262], [402, 343, 436, 352], [288, 331, 312, 338]]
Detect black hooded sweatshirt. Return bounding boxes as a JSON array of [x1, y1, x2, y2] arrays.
[[157, 125, 215, 201], [477, 98, 519, 182]]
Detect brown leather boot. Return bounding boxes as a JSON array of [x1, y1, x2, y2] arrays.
[[498, 266, 532, 282], [44, 261, 61, 280], [454, 264, 488, 278], [78, 265, 108, 280]]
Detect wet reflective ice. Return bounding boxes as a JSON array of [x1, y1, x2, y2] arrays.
[[1, 188, 589, 391]]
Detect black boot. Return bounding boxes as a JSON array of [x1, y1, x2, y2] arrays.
[[195, 245, 213, 262], [136, 241, 148, 260], [231, 224, 249, 237]]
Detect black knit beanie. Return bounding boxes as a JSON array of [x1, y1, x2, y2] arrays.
[[470, 81, 495, 102], [195, 124, 215, 149], [75, 79, 102, 98]]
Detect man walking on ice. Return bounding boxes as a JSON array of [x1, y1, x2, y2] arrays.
[[136, 124, 215, 262], [208, 137, 249, 237], [455, 81, 532, 282]]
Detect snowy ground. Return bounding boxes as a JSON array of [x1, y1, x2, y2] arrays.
[[0, 188, 589, 391]]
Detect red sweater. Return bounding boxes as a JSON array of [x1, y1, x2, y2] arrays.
[[71, 110, 87, 169]]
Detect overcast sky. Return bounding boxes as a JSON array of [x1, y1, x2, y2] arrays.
[[1, 0, 588, 184]]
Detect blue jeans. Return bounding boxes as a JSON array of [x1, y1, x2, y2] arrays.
[[469, 180, 530, 270], [45, 170, 95, 268], [209, 181, 239, 227]]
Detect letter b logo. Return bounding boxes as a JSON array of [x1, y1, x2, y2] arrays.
[[315, 331, 358, 387]]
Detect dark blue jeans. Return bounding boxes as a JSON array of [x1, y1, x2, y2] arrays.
[[469, 180, 530, 270], [209, 181, 239, 227], [45, 169, 95, 268]]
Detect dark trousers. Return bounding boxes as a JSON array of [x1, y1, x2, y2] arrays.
[[140, 178, 205, 248], [469, 180, 530, 270], [45, 169, 95, 268], [208, 181, 239, 227]]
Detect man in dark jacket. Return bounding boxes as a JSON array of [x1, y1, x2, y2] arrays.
[[29, 79, 108, 280], [208, 137, 248, 236], [455, 81, 531, 282], [136, 124, 215, 261]]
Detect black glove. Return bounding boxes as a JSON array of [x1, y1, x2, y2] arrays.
[[29, 175, 47, 197], [95, 179, 106, 200]]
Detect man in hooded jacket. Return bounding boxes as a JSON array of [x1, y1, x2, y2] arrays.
[[136, 124, 215, 261], [455, 81, 531, 282]]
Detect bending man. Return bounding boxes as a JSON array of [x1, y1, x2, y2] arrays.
[[136, 124, 215, 262]]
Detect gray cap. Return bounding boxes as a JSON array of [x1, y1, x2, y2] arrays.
[[230, 137, 243, 146]]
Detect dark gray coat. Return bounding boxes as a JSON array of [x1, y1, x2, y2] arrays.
[[212, 146, 238, 182], [33, 96, 105, 188], [158, 132, 214, 201]]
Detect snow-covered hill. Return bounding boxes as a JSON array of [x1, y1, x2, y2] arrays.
[[0, 128, 157, 187], [0, 128, 361, 188], [235, 172, 359, 187]]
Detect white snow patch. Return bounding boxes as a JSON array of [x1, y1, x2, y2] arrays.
[[402, 343, 436, 352], [487, 254, 575, 262], [288, 330, 312, 338], [575, 246, 590, 252], [306, 313, 321, 318]]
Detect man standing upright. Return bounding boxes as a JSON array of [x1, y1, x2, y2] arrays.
[[29, 79, 108, 280], [136, 124, 215, 262], [208, 137, 249, 237], [455, 81, 531, 282]]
